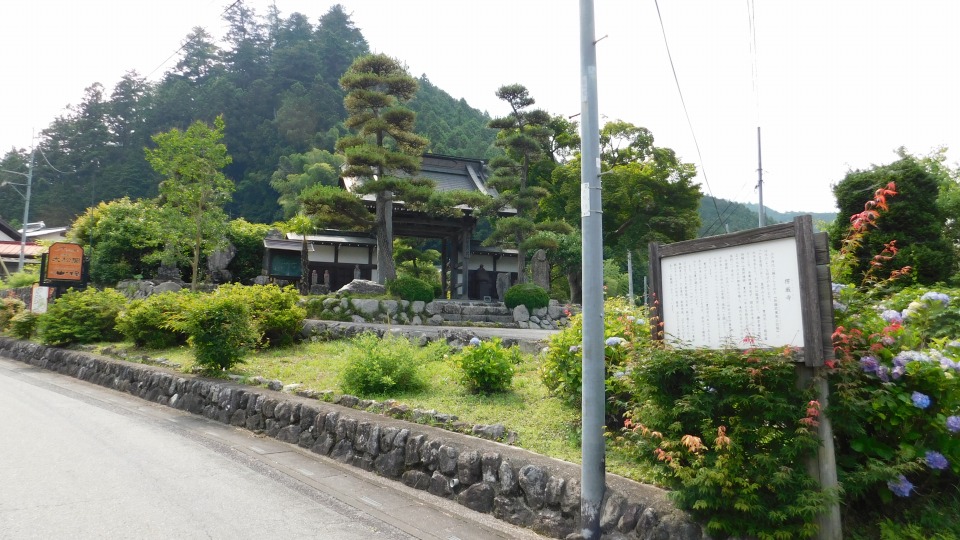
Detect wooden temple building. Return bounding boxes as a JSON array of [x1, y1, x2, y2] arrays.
[[262, 154, 518, 300]]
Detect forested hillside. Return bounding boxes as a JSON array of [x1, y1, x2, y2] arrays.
[[698, 195, 773, 237], [0, 4, 496, 227]]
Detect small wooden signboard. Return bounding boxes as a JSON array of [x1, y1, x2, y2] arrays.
[[39, 242, 88, 287], [648, 215, 834, 366]]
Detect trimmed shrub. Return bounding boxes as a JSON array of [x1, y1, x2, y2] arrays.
[[452, 337, 519, 393], [1, 269, 39, 289], [341, 333, 429, 395], [214, 284, 306, 347], [1, 297, 25, 330], [37, 288, 127, 346], [183, 295, 258, 372], [9, 311, 39, 339], [387, 276, 434, 303], [541, 297, 647, 422], [504, 283, 549, 310], [115, 291, 192, 349]]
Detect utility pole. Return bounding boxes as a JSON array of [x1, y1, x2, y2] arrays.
[[579, 1, 605, 537], [757, 126, 765, 227]]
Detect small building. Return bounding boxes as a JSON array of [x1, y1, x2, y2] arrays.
[[263, 154, 519, 300], [0, 217, 45, 274]]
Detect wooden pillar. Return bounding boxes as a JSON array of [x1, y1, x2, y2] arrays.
[[460, 227, 471, 299], [449, 235, 460, 298], [440, 238, 448, 299]]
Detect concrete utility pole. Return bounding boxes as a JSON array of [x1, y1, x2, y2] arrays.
[[579, 0, 605, 537], [0, 140, 35, 272], [757, 126, 765, 227]]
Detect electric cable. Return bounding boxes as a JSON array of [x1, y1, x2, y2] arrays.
[[652, 0, 726, 235]]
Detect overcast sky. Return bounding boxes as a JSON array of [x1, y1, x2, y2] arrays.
[[2, 1, 958, 214]]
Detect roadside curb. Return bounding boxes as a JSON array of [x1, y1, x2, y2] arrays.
[[0, 337, 703, 540]]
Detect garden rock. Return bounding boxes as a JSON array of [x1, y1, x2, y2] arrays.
[[337, 279, 385, 296]]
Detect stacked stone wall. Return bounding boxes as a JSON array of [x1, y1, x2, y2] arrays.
[[0, 337, 702, 540]]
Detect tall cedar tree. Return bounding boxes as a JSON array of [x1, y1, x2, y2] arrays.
[[145, 115, 234, 291], [335, 54, 429, 283], [485, 84, 554, 284]]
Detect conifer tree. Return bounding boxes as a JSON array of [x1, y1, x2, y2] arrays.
[[335, 53, 429, 283]]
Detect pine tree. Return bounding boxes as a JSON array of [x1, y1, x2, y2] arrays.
[[335, 54, 429, 283]]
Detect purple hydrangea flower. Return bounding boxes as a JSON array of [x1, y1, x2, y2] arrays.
[[568, 345, 580, 353], [948, 341, 960, 350], [892, 365, 905, 380], [859, 356, 879, 374], [881, 336, 896, 346], [911, 392, 931, 409], [469, 337, 481, 346], [894, 351, 931, 366], [921, 291, 950, 306], [925, 451, 949, 470], [947, 416, 960, 433], [877, 365, 891, 382], [831, 283, 845, 295], [887, 474, 913, 497], [880, 310, 903, 324], [833, 301, 847, 313], [605, 337, 626, 347]]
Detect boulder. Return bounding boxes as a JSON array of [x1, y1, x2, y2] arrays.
[[337, 279, 386, 296]]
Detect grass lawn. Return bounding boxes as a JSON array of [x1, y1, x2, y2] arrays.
[[102, 336, 655, 483]]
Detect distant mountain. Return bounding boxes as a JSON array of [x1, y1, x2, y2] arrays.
[[699, 196, 837, 237], [743, 203, 837, 230]]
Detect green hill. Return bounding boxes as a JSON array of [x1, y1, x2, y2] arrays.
[[699, 196, 836, 237]]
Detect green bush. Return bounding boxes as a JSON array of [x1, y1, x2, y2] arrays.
[[9, 311, 39, 339], [183, 295, 258, 372], [341, 333, 435, 395], [830, 285, 960, 533], [214, 284, 306, 347], [37, 288, 127, 346], [1, 269, 39, 289], [387, 276, 434, 303], [1, 297, 25, 330], [504, 283, 549, 310], [452, 337, 519, 393], [622, 346, 826, 538], [115, 292, 192, 349], [541, 297, 646, 423]]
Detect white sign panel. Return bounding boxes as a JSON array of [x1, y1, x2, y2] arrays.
[[31, 286, 50, 314], [660, 236, 804, 349]]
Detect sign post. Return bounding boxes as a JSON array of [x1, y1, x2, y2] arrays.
[[649, 216, 841, 539]]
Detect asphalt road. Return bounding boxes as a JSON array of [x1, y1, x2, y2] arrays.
[[0, 356, 546, 540]]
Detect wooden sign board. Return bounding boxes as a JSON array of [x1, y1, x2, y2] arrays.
[[40, 242, 87, 286], [648, 215, 834, 367]]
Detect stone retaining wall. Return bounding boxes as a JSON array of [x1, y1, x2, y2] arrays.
[[0, 337, 703, 540], [313, 298, 575, 330]]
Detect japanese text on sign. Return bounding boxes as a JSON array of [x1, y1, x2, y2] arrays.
[[660, 236, 804, 349], [45, 243, 84, 282]]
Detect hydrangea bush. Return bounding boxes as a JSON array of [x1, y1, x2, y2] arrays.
[[830, 286, 960, 507], [540, 297, 647, 424]]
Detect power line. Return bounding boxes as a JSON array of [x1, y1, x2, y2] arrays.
[[144, 0, 243, 80], [652, 0, 726, 234]]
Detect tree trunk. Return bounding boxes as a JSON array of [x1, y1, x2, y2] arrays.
[[375, 190, 395, 284], [516, 246, 527, 284], [191, 213, 202, 292], [299, 236, 309, 295]]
